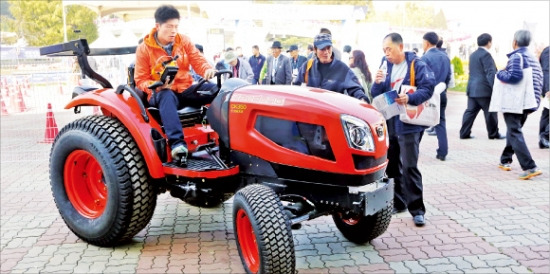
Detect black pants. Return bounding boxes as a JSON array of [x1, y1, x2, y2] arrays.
[[434, 92, 448, 157], [149, 83, 217, 149], [460, 97, 500, 138], [539, 107, 549, 141], [500, 111, 537, 170], [387, 128, 425, 216]]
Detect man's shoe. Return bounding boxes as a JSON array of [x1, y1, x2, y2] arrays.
[[413, 215, 425, 226], [519, 168, 542, 180], [436, 154, 446, 161], [498, 162, 512, 171], [426, 127, 435, 134], [460, 135, 475, 139], [489, 134, 506, 140], [171, 145, 188, 166], [539, 139, 549, 149], [427, 130, 437, 136]]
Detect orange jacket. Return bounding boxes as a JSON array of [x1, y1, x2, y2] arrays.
[[134, 27, 212, 101]]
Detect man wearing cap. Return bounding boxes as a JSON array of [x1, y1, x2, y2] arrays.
[[287, 45, 307, 84], [265, 41, 292, 85], [294, 33, 369, 102], [224, 50, 254, 84], [421, 32, 452, 161], [135, 5, 217, 165]]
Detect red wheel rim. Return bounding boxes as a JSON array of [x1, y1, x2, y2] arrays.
[[340, 213, 361, 225], [63, 150, 107, 219], [236, 209, 260, 273]]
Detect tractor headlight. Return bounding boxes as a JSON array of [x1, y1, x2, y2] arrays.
[[341, 114, 375, 152]]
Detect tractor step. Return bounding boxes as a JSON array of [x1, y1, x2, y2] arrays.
[[162, 157, 239, 179]]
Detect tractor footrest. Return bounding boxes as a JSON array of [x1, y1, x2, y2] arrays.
[[162, 159, 239, 179]]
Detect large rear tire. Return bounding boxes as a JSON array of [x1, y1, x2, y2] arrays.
[[233, 184, 295, 274], [49, 115, 156, 246], [332, 204, 392, 244]]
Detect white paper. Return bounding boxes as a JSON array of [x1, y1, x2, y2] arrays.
[[372, 90, 405, 119]]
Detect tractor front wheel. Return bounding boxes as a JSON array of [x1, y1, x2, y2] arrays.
[[233, 184, 295, 273]]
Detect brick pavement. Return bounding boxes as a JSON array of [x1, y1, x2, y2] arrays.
[[1, 91, 549, 273]]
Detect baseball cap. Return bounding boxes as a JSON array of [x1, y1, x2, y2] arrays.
[[314, 33, 332, 49]]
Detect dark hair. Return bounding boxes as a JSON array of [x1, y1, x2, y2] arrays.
[[436, 38, 444, 49], [350, 50, 372, 83], [412, 47, 419, 53], [384, 33, 403, 45], [252, 45, 259, 50], [154, 5, 180, 24], [320, 28, 332, 35], [226, 47, 234, 51], [343, 45, 352, 53], [477, 33, 492, 46], [423, 32, 439, 45], [307, 44, 314, 51], [514, 30, 531, 47]]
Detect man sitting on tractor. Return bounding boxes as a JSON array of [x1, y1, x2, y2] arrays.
[[134, 5, 217, 165]]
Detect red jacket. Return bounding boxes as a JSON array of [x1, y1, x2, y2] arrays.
[[134, 27, 212, 101]]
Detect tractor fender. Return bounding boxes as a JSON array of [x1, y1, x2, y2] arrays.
[[65, 88, 166, 179]]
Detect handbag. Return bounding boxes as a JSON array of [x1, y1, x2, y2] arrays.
[[489, 54, 537, 114], [399, 60, 441, 127]]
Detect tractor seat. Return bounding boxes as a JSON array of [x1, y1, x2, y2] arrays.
[[127, 62, 205, 127]]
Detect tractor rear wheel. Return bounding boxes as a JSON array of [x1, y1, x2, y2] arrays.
[[49, 115, 156, 246], [233, 184, 295, 273], [332, 203, 392, 244]]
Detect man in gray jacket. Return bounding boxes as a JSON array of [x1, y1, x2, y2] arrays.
[[265, 41, 292, 85], [459, 33, 504, 140]]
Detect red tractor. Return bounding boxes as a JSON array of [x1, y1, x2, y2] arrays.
[[41, 39, 393, 273]]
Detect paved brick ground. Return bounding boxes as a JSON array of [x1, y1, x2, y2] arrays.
[[1, 91, 549, 273]]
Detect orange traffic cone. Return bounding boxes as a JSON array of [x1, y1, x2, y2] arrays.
[[1, 93, 8, 116], [16, 85, 27, 112], [40, 103, 59, 143]]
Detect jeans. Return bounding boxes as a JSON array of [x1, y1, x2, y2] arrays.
[[149, 82, 217, 149]]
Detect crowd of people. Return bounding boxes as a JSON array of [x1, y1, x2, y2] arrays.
[[135, 5, 548, 227]]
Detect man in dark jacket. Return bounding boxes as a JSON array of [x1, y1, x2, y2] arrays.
[[459, 33, 503, 140], [265, 41, 292, 85], [249, 45, 266, 84], [371, 33, 435, 227], [295, 33, 368, 102], [421, 32, 452, 161], [538, 46, 549, 148]]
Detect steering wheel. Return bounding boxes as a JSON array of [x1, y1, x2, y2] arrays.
[[194, 70, 233, 96]]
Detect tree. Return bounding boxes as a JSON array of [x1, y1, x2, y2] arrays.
[[2, 0, 97, 46], [432, 9, 448, 29], [66, 4, 99, 42], [451, 56, 464, 76]]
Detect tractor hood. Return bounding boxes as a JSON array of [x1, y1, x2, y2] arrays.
[[207, 83, 388, 178]]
